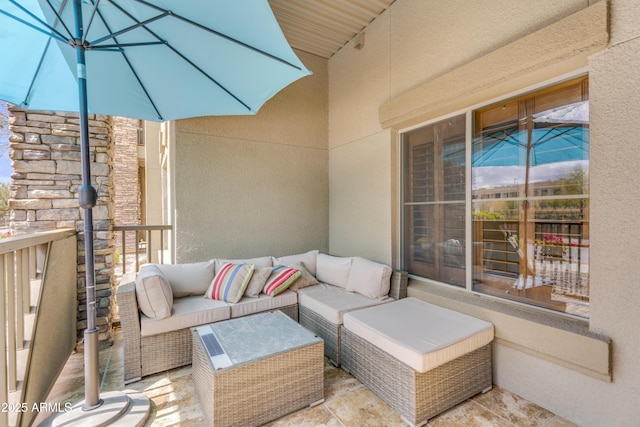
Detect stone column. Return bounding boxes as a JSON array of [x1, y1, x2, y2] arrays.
[[112, 117, 142, 255], [8, 106, 115, 345]]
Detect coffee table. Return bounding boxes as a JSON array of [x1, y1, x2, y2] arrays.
[[192, 310, 324, 427]]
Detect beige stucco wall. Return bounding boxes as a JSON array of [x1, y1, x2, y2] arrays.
[[171, 50, 328, 262], [328, 0, 640, 425], [587, 0, 640, 420], [328, 10, 392, 264], [329, 130, 393, 263]]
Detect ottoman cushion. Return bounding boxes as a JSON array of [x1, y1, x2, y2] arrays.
[[342, 297, 493, 373], [298, 283, 390, 324]]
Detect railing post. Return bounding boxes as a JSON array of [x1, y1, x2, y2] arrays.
[[6, 253, 16, 392], [160, 230, 165, 264], [135, 230, 140, 273], [147, 230, 152, 265], [121, 230, 126, 275], [29, 246, 36, 281], [23, 248, 31, 314], [15, 250, 25, 350], [0, 255, 7, 427]]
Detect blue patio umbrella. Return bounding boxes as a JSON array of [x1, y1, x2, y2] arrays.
[[472, 126, 589, 168], [0, 1, 310, 425]]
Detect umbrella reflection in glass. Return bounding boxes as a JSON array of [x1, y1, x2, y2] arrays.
[[472, 101, 589, 290]]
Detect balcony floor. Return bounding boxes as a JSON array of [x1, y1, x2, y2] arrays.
[[36, 329, 576, 426]]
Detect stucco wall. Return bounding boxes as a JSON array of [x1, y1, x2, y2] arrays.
[[329, 130, 392, 263], [588, 0, 640, 420], [328, 0, 640, 425], [172, 50, 328, 262]]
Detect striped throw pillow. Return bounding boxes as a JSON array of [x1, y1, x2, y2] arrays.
[[205, 263, 254, 303], [263, 265, 301, 297]]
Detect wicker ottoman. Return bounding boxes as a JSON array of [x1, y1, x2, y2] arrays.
[[341, 298, 494, 427]]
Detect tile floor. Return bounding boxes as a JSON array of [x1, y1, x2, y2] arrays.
[[36, 329, 577, 426]]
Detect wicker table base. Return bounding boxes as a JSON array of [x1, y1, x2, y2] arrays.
[[341, 326, 492, 427], [192, 312, 324, 427]]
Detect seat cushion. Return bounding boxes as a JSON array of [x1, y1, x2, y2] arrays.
[[342, 297, 494, 373], [140, 296, 230, 337], [229, 290, 298, 318], [297, 283, 390, 325]]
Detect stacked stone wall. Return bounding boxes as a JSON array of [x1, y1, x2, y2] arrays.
[[8, 106, 115, 345], [112, 117, 141, 255]]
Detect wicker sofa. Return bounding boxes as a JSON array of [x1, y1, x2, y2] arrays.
[[117, 250, 407, 383]]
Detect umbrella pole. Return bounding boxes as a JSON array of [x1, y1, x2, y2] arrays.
[[71, 0, 102, 411], [39, 2, 152, 425]]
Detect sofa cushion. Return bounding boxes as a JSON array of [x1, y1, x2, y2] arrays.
[[264, 265, 301, 297], [157, 260, 216, 298], [214, 256, 272, 273], [342, 298, 494, 373], [271, 250, 319, 276], [244, 266, 272, 298], [135, 264, 173, 320], [346, 257, 392, 300], [288, 262, 319, 292], [297, 283, 390, 325], [229, 290, 298, 318], [316, 253, 353, 288], [205, 263, 254, 303], [140, 296, 230, 337]]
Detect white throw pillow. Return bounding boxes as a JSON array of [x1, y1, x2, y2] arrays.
[[135, 264, 173, 320], [214, 256, 272, 273], [157, 260, 216, 298], [244, 266, 273, 297], [346, 257, 392, 300], [315, 253, 353, 288], [271, 250, 319, 276], [288, 262, 320, 291]]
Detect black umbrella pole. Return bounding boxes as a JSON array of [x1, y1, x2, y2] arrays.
[[74, 0, 102, 411]]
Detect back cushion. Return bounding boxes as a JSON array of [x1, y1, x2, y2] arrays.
[[346, 257, 392, 300], [157, 260, 216, 298], [214, 256, 272, 274], [316, 253, 353, 288], [135, 264, 173, 320], [271, 250, 319, 276]]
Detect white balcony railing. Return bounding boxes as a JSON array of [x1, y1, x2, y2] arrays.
[[0, 229, 77, 427]]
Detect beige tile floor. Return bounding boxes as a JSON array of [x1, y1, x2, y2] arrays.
[[36, 328, 576, 427]]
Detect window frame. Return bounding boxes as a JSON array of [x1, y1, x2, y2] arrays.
[[400, 72, 589, 320]]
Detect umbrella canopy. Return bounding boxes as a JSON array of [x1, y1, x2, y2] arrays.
[[472, 126, 589, 168], [0, 0, 311, 121]]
